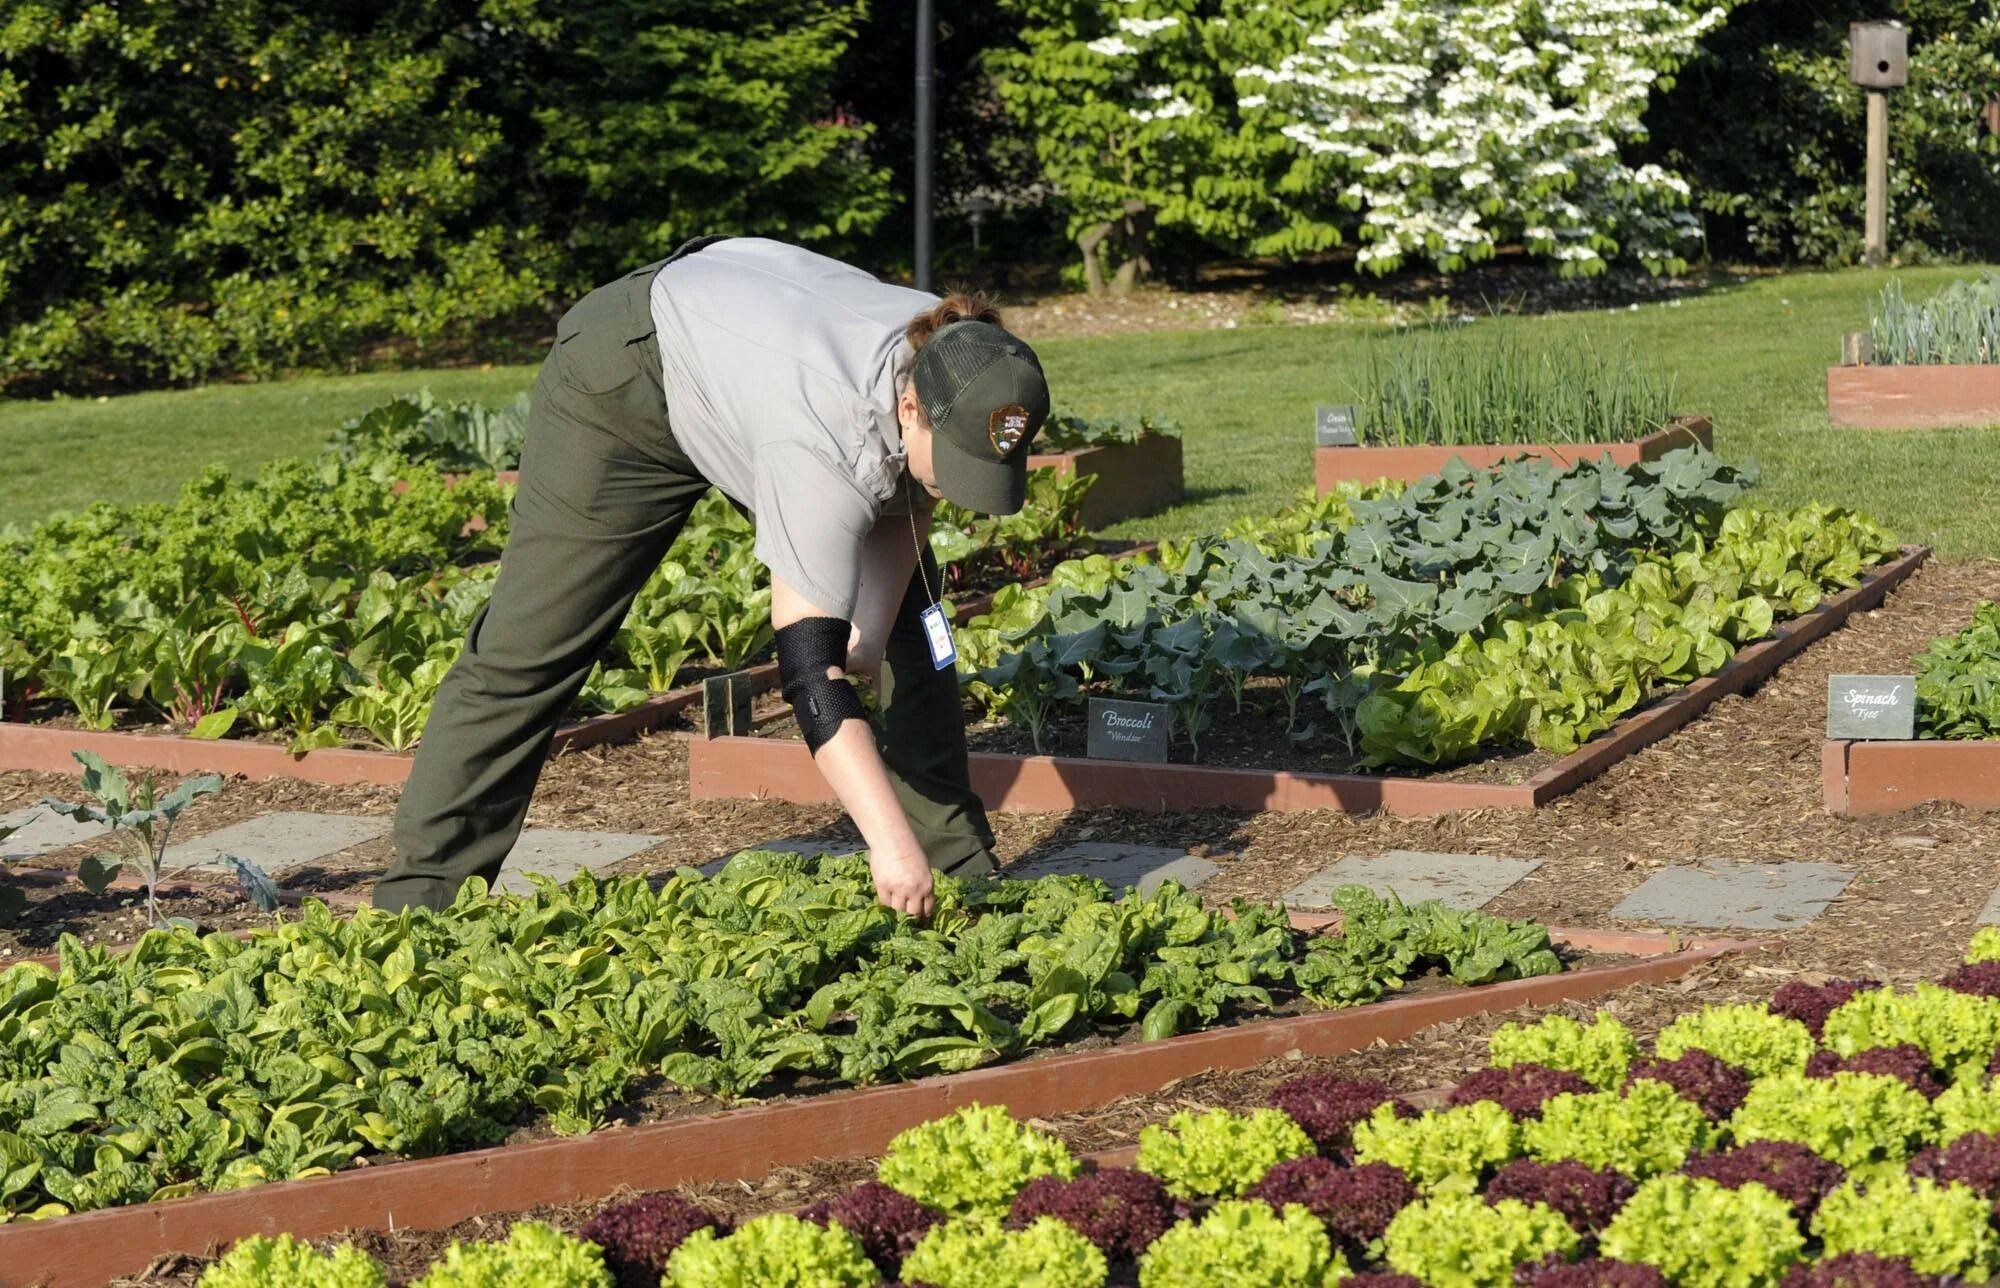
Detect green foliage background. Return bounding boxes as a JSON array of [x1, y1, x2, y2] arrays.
[[0, 0, 890, 393], [1648, 0, 2000, 265]]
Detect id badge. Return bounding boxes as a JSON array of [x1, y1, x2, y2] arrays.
[[919, 604, 958, 670]]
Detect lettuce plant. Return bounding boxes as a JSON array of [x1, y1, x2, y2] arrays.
[[1383, 1193, 1578, 1287], [1682, 1141, 1846, 1220], [1771, 980, 1882, 1041], [877, 1104, 1079, 1216], [1940, 961, 2000, 1001], [581, 1196, 729, 1288], [1266, 1075, 1413, 1155], [1248, 1157, 1416, 1249], [1732, 1072, 1938, 1170], [1138, 1200, 1347, 1288], [1485, 1159, 1636, 1233], [1599, 1176, 1804, 1287], [1136, 1107, 1316, 1199], [1514, 1255, 1668, 1287], [1522, 1080, 1711, 1178], [1654, 1004, 1815, 1080], [198, 1235, 385, 1288], [1806, 1047, 1944, 1100], [1625, 1050, 1754, 1121], [662, 1213, 879, 1288], [1968, 928, 2000, 965], [412, 1222, 613, 1288], [1908, 1131, 2000, 1194], [801, 1181, 938, 1278], [1489, 1013, 1637, 1090], [1934, 1077, 2000, 1142], [1008, 1168, 1177, 1261], [1812, 1175, 2000, 1281], [901, 1214, 1107, 1288], [1821, 984, 2000, 1083], [1448, 1063, 1596, 1120], [1780, 1253, 1941, 1288], [1353, 1099, 1521, 1195]]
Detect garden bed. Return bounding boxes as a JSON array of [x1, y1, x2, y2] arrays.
[[1027, 432, 1184, 528], [1827, 364, 2000, 429], [0, 925, 1758, 1287], [692, 546, 1929, 817], [1822, 738, 2000, 815], [1314, 416, 1711, 491], [0, 573, 1049, 787]]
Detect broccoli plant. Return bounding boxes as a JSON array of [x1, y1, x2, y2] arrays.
[[37, 749, 272, 927]]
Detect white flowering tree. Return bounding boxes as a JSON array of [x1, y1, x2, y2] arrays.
[[1239, 0, 1735, 276], [990, 1, 1343, 292]]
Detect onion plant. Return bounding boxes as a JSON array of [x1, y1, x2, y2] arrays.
[[1353, 326, 1676, 447], [1869, 274, 2000, 365]]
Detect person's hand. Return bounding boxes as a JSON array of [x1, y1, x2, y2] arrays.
[[870, 842, 935, 917]]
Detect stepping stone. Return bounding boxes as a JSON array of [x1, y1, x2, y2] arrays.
[[161, 812, 390, 875], [1976, 885, 2000, 925], [1611, 859, 1853, 931], [0, 806, 106, 862], [1006, 842, 1220, 895], [496, 829, 665, 895], [1285, 851, 1542, 912]]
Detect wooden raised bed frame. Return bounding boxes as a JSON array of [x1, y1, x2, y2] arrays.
[[1314, 416, 1712, 492], [1827, 364, 2000, 430], [0, 926, 1762, 1287], [1028, 433, 1184, 528], [1823, 738, 2000, 815], [692, 546, 1929, 817]]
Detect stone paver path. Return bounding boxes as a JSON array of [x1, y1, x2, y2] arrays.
[[495, 830, 665, 895], [1981, 887, 2000, 926], [1611, 858, 1854, 931], [1006, 842, 1220, 895], [161, 812, 389, 875], [0, 806, 105, 862], [1285, 851, 1542, 912]]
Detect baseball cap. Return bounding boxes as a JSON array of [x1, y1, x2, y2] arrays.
[[911, 320, 1050, 514]]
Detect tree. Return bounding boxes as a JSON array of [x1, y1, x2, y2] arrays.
[[989, 1, 1344, 293]]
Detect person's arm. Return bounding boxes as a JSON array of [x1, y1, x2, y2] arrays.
[[844, 497, 934, 684], [772, 572, 936, 917]]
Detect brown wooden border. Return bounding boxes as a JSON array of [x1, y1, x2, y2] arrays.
[[1827, 364, 2000, 430], [1314, 416, 1712, 492], [1028, 434, 1185, 528], [1823, 738, 2000, 815], [691, 547, 1928, 816], [0, 929, 1761, 1287]]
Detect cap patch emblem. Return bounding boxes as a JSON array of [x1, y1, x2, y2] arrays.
[[989, 405, 1031, 457]]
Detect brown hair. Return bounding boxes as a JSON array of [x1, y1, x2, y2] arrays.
[[906, 291, 1003, 351]]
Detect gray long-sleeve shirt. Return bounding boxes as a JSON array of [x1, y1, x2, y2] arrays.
[[649, 238, 935, 617]]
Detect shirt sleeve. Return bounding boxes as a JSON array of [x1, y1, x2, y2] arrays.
[[749, 443, 879, 618]]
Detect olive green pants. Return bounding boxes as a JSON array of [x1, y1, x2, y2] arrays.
[[373, 259, 997, 912]]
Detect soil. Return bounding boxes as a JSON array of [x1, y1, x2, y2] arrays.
[[20, 555, 2000, 1282]]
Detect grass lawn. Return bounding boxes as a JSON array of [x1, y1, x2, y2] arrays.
[[6, 265, 2000, 556]]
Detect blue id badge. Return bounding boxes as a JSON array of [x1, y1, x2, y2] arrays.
[[919, 604, 958, 670]]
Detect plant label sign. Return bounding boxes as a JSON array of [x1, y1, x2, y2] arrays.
[[1087, 697, 1171, 763], [703, 671, 756, 739], [1826, 674, 1916, 740], [1315, 403, 1359, 448]]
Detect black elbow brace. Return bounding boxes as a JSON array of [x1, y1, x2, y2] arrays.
[[776, 618, 868, 754]]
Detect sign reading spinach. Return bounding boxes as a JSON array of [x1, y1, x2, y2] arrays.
[[1826, 674, 1917, 740]]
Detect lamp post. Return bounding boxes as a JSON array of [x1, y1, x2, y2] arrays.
[[962, 193, 998, 258], [914, 0, 935, 292], [1849, 21, 1908, 268]]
